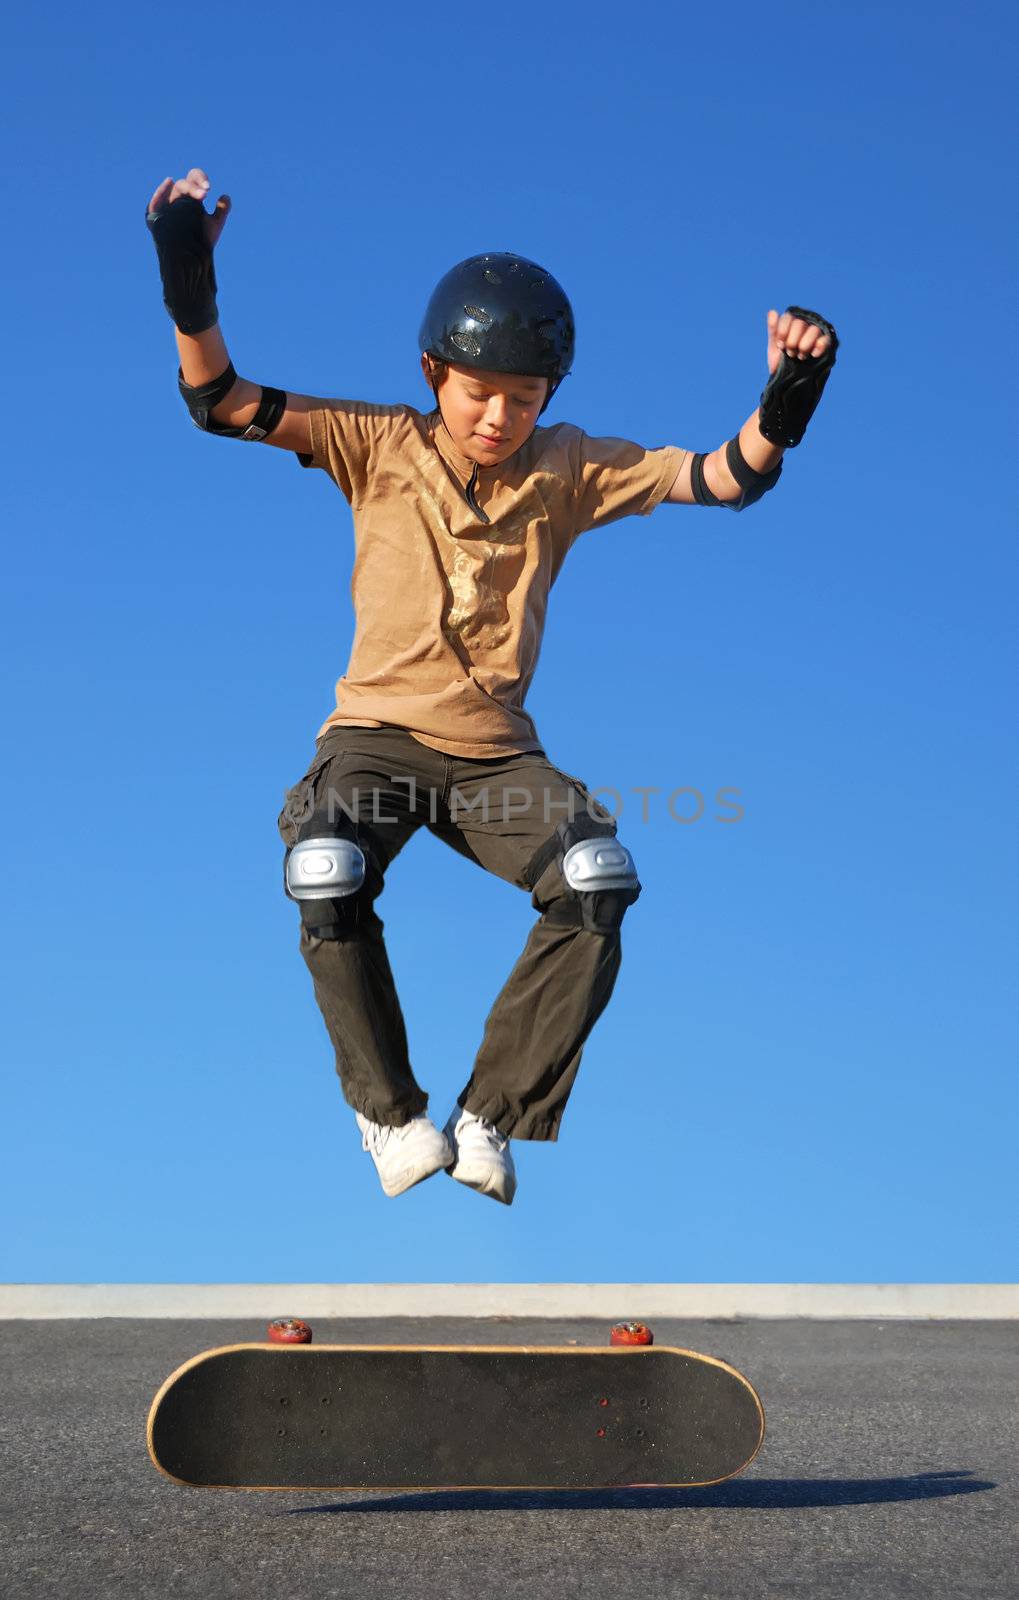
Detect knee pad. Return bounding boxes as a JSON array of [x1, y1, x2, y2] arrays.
[[527, 815, 642, 935], [284, 815, 383, 939]]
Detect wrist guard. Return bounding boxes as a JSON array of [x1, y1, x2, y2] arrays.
[[146, 196, 219, 335], [179, 362, 287, 441], [758, 306, 838, 447], [690, 435, 783, 512]]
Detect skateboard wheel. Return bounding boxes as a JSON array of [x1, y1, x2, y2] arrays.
[[610, 1322, 653, 1346], [267, 1318, 313, 1345]]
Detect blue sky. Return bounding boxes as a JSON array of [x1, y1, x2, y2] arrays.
[[2, 0, 1015, 1284]]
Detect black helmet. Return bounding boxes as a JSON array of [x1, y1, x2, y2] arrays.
[[419, 252, 575, 413]]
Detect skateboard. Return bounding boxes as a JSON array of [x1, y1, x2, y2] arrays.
[[147, 1336, 765, 1491]]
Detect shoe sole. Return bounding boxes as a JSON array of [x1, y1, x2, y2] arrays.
[[446, 1161, 516, 1206]]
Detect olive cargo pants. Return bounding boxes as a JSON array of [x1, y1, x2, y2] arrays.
[[277, 726, 636, 1140]]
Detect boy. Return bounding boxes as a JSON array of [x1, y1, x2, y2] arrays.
[[146, 167, 837, 1205]]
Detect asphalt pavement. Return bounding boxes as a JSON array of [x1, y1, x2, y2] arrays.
[[2, 1316, 1016, 1598]]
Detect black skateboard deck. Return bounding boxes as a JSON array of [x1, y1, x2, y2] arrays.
[[147, 1343, 764, 1491]]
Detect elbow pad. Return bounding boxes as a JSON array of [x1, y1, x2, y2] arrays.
[[146, 196, 219, 336], [178, 362, 287, 441], [758, 305, 839, 447], [690, 436, 783, 512]]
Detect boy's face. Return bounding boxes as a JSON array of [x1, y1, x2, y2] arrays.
[[422, 357, 548, 468]]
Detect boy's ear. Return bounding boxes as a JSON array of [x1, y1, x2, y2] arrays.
[[421, 352, 449, 404]]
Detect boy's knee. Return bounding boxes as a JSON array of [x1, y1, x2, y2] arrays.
[[284, 811, 387, 941], [528, 817, 642, 935]]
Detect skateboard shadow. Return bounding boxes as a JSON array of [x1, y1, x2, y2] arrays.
[[284, 1470, 994, 1515]]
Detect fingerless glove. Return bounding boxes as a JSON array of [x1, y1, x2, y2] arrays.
[[146, 196, 219, 335]]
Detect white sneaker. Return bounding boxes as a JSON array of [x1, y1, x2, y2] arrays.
[[443, 1107, 517, 1206], [355, 1112, 453, 1198]]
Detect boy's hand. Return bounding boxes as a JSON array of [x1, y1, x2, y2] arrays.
[[759, 305, 839, 447], [766, 308, 832, 375], [146, 169, 232, 335], [147, 168, 231, 247]]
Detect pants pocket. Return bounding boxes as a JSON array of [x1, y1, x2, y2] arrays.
[[277, 746, 347, 847], [549, 766, 616, 827]]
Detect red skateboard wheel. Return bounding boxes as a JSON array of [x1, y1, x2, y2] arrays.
[[610, 1321, 654, 1346], [267, 1318, 313, 1345]]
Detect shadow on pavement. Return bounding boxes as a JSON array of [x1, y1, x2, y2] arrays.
[[284, 1469, 994, 1515]]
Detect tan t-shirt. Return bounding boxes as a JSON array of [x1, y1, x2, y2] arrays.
[[299, 402, 684, 758]]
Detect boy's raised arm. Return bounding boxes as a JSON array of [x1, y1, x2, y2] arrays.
[[666, 307, 838, 510], [146, 168, 313, 457]]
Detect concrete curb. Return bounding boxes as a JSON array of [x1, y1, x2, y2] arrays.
[[1, 1284, 1017, 1319]]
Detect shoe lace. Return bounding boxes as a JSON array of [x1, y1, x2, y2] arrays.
[[362, 1118, 425, 1156], [361, 1121, 394, 1156], [464, 1114, 508, 1154]]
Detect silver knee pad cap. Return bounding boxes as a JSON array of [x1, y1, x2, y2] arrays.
[[561, 837, 639, 894], [285, 836, 367, 901]]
